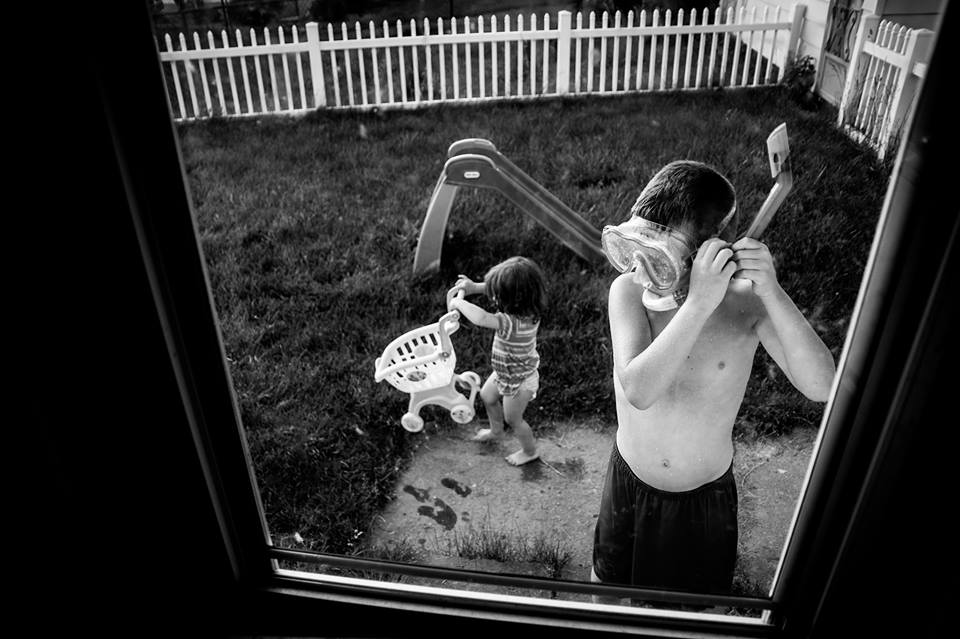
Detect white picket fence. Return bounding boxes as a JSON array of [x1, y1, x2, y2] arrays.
[[838, 15, 933, 160], [158, 5, 805, 121]]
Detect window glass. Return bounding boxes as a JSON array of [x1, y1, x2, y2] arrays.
[[166, 1, 896, 615]]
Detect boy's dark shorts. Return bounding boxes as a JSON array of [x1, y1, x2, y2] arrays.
[[592, 443, 738, 594]]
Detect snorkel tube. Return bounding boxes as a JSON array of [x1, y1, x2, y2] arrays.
[[745, 123, 793, 239]]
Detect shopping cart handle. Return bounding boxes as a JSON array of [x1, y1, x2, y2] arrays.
[[438, 309, 461, 355], [442, 288, 465, 339]]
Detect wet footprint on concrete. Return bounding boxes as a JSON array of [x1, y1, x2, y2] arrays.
[[440, 477, 471, 497], [521, 462, 545, 481], [520, 457, 586, 481], [403, 485, 431, 502], [555, 457, 586, 480], [417, 497, 457, 530]]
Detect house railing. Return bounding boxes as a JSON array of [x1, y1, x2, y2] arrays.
[[158, 4, 805, 121], [838, 14, 933, 159]]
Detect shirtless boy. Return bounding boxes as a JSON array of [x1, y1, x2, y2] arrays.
[[591, 160, 836, 594]]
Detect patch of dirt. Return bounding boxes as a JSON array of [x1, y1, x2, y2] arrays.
[[734, 426, 819, 593], [368, 417, 816, 598], [370, 418, 612, 582]]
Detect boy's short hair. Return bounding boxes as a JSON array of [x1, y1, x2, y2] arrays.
[[630, 161, 738, 242], [484, 256, 547, 320]]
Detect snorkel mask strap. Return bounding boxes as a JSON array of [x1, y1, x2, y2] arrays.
[[641, 286, 687, 311], [641, 289, 687, 312]]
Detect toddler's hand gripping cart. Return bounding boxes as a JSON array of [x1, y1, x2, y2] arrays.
[[374, 300, 482, 433]]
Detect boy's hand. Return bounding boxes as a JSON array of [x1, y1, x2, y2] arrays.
[[687, 238, 737, 313], [732, 237, 780, 298]]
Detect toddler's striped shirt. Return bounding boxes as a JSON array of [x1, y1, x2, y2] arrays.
[[491, 312, 540, 396]]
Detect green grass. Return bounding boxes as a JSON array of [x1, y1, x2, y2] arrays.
[[448, 520, 574, 578], [178, 86, 890, 554]]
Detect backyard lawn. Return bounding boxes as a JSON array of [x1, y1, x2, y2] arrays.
[[178, 86, 890, 568]]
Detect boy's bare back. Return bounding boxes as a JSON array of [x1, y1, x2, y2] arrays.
[[610, 273, 765, 491]]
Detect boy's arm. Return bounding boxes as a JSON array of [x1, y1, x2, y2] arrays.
[[733, 238, 836, 402], [611, 239, 736, 410]]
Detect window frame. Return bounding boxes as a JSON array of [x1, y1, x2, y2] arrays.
[[91, 1, 955, 636]]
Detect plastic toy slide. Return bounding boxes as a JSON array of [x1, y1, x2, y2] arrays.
[[413, 139, 605, 277]]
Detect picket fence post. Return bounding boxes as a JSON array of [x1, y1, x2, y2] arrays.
[[305, 21, 326, 108], [555, 10, 572, 95], [785, 2, 807, 81], [838, 13, 879, 129], [878, 27, 933, 158]]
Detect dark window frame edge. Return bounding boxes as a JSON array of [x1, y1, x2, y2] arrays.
[[100, 1, 956, 636]]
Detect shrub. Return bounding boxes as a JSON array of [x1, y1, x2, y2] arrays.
[[783, 54, 822, 110], [228, 0, 285, 28], [310, 0, 356, 23]]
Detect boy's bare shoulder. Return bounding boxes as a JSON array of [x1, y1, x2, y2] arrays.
[[608, 273, 652, 318], [610, 272, 643, 299], [608, 273, 649, 311]]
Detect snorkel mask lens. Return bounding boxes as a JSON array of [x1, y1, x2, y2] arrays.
[[600, 217, 696, 294], [634, 248, 681, 291]]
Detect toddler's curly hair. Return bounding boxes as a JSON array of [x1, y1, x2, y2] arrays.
[[483, 256, 547, 321]]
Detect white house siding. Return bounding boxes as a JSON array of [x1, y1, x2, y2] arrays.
[[729, 1, 941, 106], [726, 0, 831, 73], [868, 0, 944, 30]]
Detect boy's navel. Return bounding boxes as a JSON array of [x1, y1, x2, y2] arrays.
[[661, 458, 670, 468], [718, 361, 726, 369]]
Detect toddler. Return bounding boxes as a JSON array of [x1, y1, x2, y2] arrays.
[[447, 256, 547, 466]]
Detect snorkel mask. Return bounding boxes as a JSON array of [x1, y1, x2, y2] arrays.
[[601, 217, 697, 302], [601, 204, 736, 311], [605, 125, 790, 311]]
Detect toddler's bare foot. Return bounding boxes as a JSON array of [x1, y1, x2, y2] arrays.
[[471, 428, 502, 442], [505, 449, 540, 466]]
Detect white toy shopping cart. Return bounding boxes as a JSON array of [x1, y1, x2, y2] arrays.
[[374, 305, 482, 433]]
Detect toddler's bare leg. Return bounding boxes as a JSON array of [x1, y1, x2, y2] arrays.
[[502, 389, 538, 465], [472, 374, 504, 442]]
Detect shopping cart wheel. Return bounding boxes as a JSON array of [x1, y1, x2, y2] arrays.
[[401, 413, 424, 433], [450, 404, 475, 424]]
